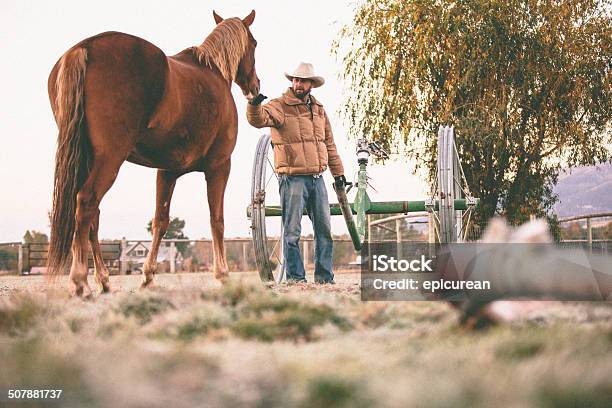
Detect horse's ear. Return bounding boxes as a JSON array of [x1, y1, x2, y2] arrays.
[[213, 10, 224, 25], [243, 10, 255, 26]]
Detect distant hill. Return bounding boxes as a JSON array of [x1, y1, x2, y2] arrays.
[[553, 163, 612, 218]]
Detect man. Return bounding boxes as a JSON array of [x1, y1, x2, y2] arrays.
[[246, 62, 346, 283]]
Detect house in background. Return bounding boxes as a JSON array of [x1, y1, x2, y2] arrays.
[[121, 241, 183, 273]]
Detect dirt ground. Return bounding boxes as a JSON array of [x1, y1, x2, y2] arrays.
[[1, 271, 611, 407]]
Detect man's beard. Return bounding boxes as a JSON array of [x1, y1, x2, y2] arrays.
[[293, 87, 309, 99]]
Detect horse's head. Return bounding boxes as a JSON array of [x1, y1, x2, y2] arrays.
[[213, 10, 260, 99]]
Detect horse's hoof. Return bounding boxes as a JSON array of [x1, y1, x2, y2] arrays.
[[70, 282, 85, 298], [71, 285, 94, 300], [140, 279, 153, 289], [98, 283, 111, 294]]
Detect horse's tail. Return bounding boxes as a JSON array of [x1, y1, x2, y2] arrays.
[[47, 47, 91, 276]]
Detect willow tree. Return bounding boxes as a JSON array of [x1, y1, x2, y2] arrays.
[[333, 0, 611, 224]]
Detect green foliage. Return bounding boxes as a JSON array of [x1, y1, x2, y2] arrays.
[[173, 314, 225, 341], [537, 384, 612, 408], [496, 339, 544, 360], [0, 294, 46, 336], [23, 230, 48, 244], [146, 216, 189, 254], [116, 293, 175, 324], [232, 292, 352, 342], [151, 305, 231, 342], [334, 0, 611, 224], [560, 220, 612, 240], [0, 338, 94, 404], [0, 247, 18, 270], [301, 377, 371, 408], [217, 281, 262, 306], [147, 283, 354, 343], [149, 283, 354, 342]]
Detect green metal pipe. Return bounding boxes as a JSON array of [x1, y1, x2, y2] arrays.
[[259, 199, 477, 217], [355, 162, 370, 243]]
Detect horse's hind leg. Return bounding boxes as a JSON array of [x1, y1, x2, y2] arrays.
[[89, 209, 110, 293], [70, 156, 122, 297], [141, 169, 182, 288], [205, 160, 231, 282]]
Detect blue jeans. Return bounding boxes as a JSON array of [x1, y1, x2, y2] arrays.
[[279, 175, 334, 283]]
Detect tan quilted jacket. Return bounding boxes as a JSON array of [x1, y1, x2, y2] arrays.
[[246, 88, 344, 176]]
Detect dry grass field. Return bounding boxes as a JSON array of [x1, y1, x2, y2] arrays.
[[1, 271, 611, 407]]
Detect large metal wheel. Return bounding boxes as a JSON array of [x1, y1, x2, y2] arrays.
[[431, 126, 476, 243], [249, 134, 285, 282]]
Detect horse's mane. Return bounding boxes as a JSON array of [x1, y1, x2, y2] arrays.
[[192, 18, 249, 82]]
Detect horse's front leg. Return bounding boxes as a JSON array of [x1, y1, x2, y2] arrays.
[[141, 169, 182, 288], [205, 160, 231, 282]]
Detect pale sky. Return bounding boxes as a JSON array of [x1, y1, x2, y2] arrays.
[[0, 0, 427, 242]]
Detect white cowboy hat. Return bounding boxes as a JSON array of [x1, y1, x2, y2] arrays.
[[284, 62, 325, 88]]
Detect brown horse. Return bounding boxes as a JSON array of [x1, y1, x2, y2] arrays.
[[47, 11, 260, 296]]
